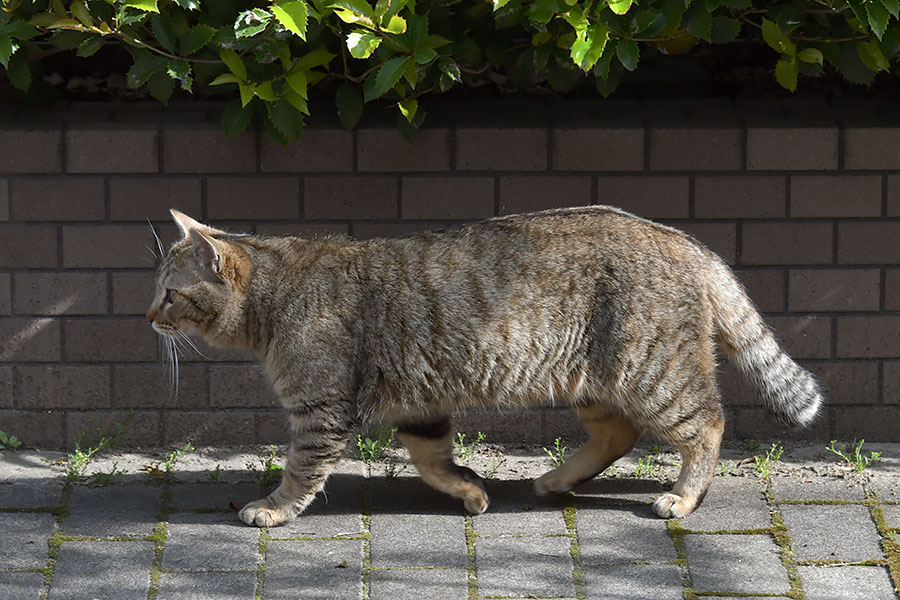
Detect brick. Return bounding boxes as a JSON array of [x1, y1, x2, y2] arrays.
[[834, 406, 900, 440], [305, 177, 397, 220], [0, 224, 58, 268], [552, 127, 644, 171], [263, 540, 363, 600], [169, 482, 266, 511], [736, 269, 784, 312], [888, 174, 900, 216], [684, 534, 790, 594], [109, 177, 202, 221], [9, 176, 105, 221], [0, 318, 62, 362], [370, 513, 467, 567], [810, 361, 879, 405], [65, 318, 157, 361], [52, 541, 153, 599], [473, 481, 567, 537], [768, 316, 831, 359], [800, 566, 896, 600], [162, 125, 256, 173], [0, 177, 8, 221], [790, 175, 882, 218], [0, 272, 10, 315], [14, 272, 108, 316], [837, 315, 900, 358], [157, 573, 258, 600], [0, 410, 64, 448], [884, 361, 900, 404], [838, 222, 900, 264], [746, 125, 838, 170], [887, 269, 900, 311], [0, 572, 43, 600], [112, 271, 156, 315], [162, 410, 256, 446], [781, 505, 883, 561], [680, 478, 771, 531], [369, 568, 468, 600], [477, 536, 575, 598], [261, 128, 353, 172], [0, 128, 62, 173], [678, 223, 736, 265], [401, 177, 494, 220], [579, 505, 676, 563], [649, 123, 742, 171], [64, 484, 160, 537], [694, 176, 786, 219], [209, 364, 279, 408], [256, 409, 291, 444], [358, 128, 450, 172], [15, 365, 110, 409], [741, 222, 833, 266], [585, 564, 683, 600], [66, 409, 161, 448], [63, 224, 158, 268], [788, 269, 880, 312], [113, 363, 208, 409], [66, 125, 158, 173], [727, 407, 830, 442], [455, 408, 544, 445], [207, 177, 300, 221], [0, 365, 11, 408], [456, 128, 547, 171], [499, 176, 591, 215], [163, 512, 260, 571], [0, 512, 57, 568], [844, 126, 900, 170], [597, 176, 689, 218]]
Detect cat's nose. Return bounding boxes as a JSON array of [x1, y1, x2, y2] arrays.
[[146, 306, 157, 324]]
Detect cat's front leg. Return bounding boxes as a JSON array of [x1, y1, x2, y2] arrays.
[[240, 406, 351, 527]]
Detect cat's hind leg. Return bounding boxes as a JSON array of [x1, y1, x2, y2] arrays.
[[396, 418, 490, 515], [534, 404, 642, 496]]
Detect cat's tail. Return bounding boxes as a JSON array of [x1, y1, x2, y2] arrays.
[[706, 257, 823, 428]]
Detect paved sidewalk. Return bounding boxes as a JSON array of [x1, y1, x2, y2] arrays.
[[1, 446, 898, 600]]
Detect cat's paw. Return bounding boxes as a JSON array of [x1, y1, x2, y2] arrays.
[[651, 493, 696, 519], [533, 471, 572, 496], [239, 499, 292, 527]]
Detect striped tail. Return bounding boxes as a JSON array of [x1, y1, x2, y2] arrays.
[[706, 258, 823, 427]]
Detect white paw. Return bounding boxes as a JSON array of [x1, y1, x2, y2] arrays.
[[651, 493, 694, 519], [238, 499, 289, 527], [464, 490, 490, 515], [533, 472, 572, 496]]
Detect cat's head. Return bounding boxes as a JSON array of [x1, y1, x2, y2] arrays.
[[146, 210, 253, 347]]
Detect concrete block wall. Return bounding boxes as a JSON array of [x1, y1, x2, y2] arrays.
[[1, 100, 899, 449]]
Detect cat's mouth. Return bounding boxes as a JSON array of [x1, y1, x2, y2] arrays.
[[151, 321, 176, 336]]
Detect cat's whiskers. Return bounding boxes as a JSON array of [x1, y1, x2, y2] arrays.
[[175, 330, 211, 360]]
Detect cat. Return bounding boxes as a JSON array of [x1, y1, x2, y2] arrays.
[[146, 206, 822, 527]]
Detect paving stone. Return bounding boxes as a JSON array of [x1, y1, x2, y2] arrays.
[[369, 474, 463, 513], [882, 504, 900, 529], [578, 505, 677, 564], [0, 571, 44, 600], [780, 505, 884, 561], [63, 484, 160, 538], [370, 513, 468, 567], [680, 477, 771, 531], [773, 476, 866, 501], [49, 541, 153, 600], [263, 539, 363, 600], [870, 477, 900, 503], [684, 534, 791, 595], [0, 451, 64, 482], [270, 473, 364, 539], [0, 481, 64, 508], [473, 480, 567, 537], [799, 565, 897, 600], [0, 512, 55, 569], [584, 564, 684, 600], [476, 535, 575, 598], [369, 568, 468, 600], [168, 482, 264, 511], [163, 512, 261, 571], [573, 477, 667, 506], [156, 572, 258, 600]]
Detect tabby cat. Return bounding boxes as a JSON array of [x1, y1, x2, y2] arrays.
[[146, 206, 822, 527]]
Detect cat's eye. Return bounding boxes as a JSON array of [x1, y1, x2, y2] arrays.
[[165, 289, 177, 304]]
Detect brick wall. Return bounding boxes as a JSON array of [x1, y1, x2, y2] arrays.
[[1, 100, 899, 449]]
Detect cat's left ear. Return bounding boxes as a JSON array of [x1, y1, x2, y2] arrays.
[[189, 228, 226, 278], [170, 209, 224, 239]]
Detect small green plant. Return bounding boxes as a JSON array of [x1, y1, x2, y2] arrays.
[[605, 461, 618, 477], [886, 530, 897, 541], [89, 462, 127, 487], [50, 415, 132, 483], [453, 432, 486, 464], [745, 439, 761, 453], [753, 442, 784, 480], [718, 461, 737, 477], [247, 446, 285, 489], [356, 427, 396, 464], [481, 450, 506, 480], [543, 438, 568, 467], [145, 442, 195, 479], [826, 439, 882, 473], [0, 430, 22, 450], [634, 456, 657, 478], [208, 464, 223, 482]]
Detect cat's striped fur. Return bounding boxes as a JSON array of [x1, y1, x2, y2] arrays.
[[146, 206, 822, 526]]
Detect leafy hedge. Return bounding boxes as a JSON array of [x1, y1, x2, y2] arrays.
[[1, 0, 898, 142]]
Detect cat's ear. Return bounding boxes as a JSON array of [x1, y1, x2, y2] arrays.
[[170, 209, 223, 239], [188, 228, 226, 278]]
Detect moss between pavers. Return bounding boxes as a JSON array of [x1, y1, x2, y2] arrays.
[[666, 518, 697, 600], [464, 515, 478, 600], [562, 503, 586, 600], [869, 503, 900, 596], [764, 487, 804, 600], [254, 528, 271, 600]]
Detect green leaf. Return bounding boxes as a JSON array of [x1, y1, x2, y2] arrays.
[[272, 1, 309, 39], [222, 99, 254, 137], [124, 0, 159, 13], [151, 14, 177, 52], [294, 48, 335, 70], [71, 0, 93, 27], [570, 23, 609, 72], [346, 29, 382, 58], [76, 35, 105, 58], [7, 52, 31, 91], [710, 17, 741, 43], [329, 0, 377, 25], [797, 47, 823, 65], [180, 23, 216, 55], [147, 70, 175, 103], [846, 0, 869, 30], [493, 0, 512, 10], [29, 13, 61, 28], [167, 59, 193, 92], [683, 1, 712, 42], [774, 57, 798, 91], [373, 55, 412, 98], [414, 46, 437, 64], [220, 48, 247, 81], [438, 59, 462, 82], [634, 10, 667, 36], [174, 0, 201, 10], [253, 81, 278, 101], [616, 38, 639, 71], [0, 35, 14, 68], [235, 8, 272, 38], [857, 38, 891, 71], [383, 14, 407, 34], [761, 18, 796, 56], [266, 99, 305, 140], [209, 72, 242, 86], [879, 0, 900, 20], [398, 97, 418, 122], [527, 0, 557, 25], [335, 82, 364, 130], [127, 49, 168, 88], [607, 0, 632, 16], [239, 83, 255, 106], [285, 69, 308, 98], [866, 0, 890, 40]]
